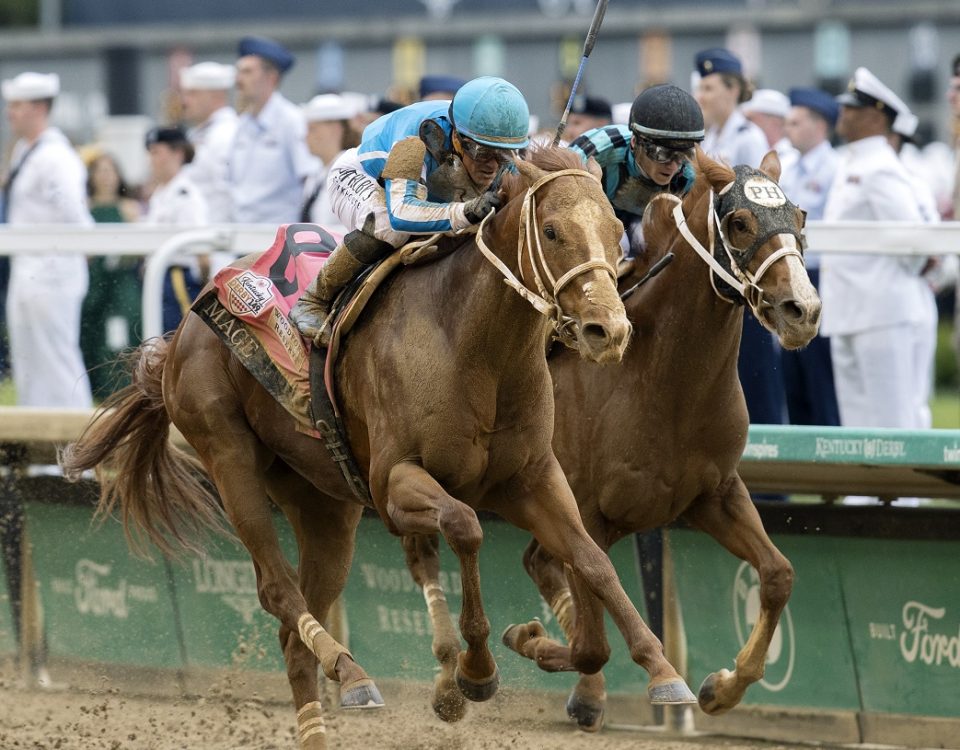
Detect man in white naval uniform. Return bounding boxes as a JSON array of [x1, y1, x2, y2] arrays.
[[228, 36, 316, 224], [741, 88, 798, 167], [821, 68, 927, 429], [2, 72, 93, 408], [180, 61, 237, 224]]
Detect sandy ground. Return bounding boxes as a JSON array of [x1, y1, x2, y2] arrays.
[[0, 670, 835, 750]]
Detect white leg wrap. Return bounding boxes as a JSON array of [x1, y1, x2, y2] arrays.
[[551, 589, 576, 640], [423, 582, 448, 617], [298, 613, 351, 680], [297, 700, 326, 745]]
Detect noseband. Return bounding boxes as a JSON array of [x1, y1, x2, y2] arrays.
[[475, 168, 618, 349], [669, 169, 805, 318]]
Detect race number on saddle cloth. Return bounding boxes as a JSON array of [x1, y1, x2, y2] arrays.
[[192, 224, 339, 435]]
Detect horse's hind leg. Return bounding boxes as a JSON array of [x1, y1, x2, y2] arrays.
[[386, 461, 498, 702], [681, 477, 794, 715], [506, 539, 607, 731], [401, 533, 467, 722], [267, 463, 383, 718]]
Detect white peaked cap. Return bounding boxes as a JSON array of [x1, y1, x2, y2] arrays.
[[180, 62, 236, 91], [892, 108, 919, 139], [611, 101, 632, 125], [302, 94, 357, 122], [2, 72, 60, 102], [742, 88, 790, 118], [340, 91, 372, 114], [836, 66, 908, 119]]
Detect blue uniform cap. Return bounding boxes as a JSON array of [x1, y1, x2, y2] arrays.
[[570, 95, 612, 119], [695, 48, 742, 77], [419, 74, 466, 99], [237, 36, 295, 74], [788, 87, 839, 127]]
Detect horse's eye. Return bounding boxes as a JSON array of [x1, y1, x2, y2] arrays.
[[544, 226, 557, 241], [731, 217, 747, 233]]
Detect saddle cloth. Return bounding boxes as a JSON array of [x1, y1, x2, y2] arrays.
[[192, 223, 340, 438]]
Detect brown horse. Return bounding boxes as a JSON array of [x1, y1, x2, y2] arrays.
[[62, 147, 698, 750], [405, 148, 821, 730]]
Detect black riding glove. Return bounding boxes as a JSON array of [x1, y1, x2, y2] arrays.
[[463, 191, 502, 224]]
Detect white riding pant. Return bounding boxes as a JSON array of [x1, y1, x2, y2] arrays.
[[327, 148, 410, 248]]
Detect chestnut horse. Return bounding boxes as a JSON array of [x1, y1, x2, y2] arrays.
[[405, 148, 821, 730], [62, 147, 698, 750]]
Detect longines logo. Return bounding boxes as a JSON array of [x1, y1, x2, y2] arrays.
[[733, 562, 795, 691]]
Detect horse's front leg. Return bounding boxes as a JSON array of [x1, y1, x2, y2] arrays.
[[401, 533, 467, 722], [386, 461, 498, 702], [682, 476, 794, 715], [498, 455, 695, 705]]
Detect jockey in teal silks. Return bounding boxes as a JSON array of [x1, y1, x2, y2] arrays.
[[568, 84, 704, 253], [290, 76, 530, 344]]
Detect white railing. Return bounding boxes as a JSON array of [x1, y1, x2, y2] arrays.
[[0, 221, 959, 338]]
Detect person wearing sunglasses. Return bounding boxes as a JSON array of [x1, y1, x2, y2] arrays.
[[291, 76, 529, 344], [568, 83, 704, 251]]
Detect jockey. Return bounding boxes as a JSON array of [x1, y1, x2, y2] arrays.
[[568, 83, 704, 251], [290, 76, 530, 343]]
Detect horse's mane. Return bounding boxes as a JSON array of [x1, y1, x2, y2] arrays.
[[501, 145, 590, 197]]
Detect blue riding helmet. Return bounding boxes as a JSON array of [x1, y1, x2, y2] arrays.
[[450, 76, 530, 150]]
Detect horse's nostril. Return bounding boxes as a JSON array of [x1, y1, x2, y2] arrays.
[[582, 323, 610, 344], [781, 301, 804, 321]]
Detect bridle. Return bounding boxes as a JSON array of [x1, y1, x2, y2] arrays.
[[666, 172, 805, 319], [474, 168, 618, 349]]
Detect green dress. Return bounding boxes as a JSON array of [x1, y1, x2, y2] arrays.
[[80, 204, 143, 398]]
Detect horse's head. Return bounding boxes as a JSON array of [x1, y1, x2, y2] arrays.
[[500, 147, 631, 364], [692, 148, 821, 350]]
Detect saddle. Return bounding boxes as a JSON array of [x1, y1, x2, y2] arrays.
[[191, 223, 462, 504]]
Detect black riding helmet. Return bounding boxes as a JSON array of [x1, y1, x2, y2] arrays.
[[629, 84, 705, 151]]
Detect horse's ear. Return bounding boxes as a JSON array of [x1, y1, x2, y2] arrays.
[[419, 119, 449, 163], [585, 156, 602, 182], [759, 149, 782, 183], [514, 157, 546, 184]]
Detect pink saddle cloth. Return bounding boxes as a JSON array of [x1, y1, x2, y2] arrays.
[[207, 223, 341, 434]]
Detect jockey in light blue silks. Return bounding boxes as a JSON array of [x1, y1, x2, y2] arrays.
[[290, 76, 530, 344]]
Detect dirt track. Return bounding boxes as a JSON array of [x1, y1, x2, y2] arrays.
[[0, 672, 834, 750]]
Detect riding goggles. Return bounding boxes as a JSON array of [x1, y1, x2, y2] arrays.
[[636, 137, 695, 164], [457, 134, 512, 165]]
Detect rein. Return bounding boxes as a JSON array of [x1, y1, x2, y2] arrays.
[[474, 168, 618, 349], [668, 186, 803, 317]]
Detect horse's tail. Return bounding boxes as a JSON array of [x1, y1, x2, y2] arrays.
[[60, 338, 229, 558]]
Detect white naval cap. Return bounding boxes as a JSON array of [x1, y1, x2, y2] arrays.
[[302, 94, 357, 122], [836, 66, 907, 122], [741, 88, 790, 118], [611, 101, 632, 125], [892, 106, 919, 140], [179, 62, 236, 91], [2, 72, 59, 102], [339, 91, 372, 115]]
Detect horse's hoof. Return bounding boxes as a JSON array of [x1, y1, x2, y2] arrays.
[[648, 678, 697, 705], [340, 678, 385, 709], [432, 675, 468, 723], [455, 664, 500, 702], [697, 670, 732, 715], [566, 690, 605, 732], [500, 620, 546, 653]]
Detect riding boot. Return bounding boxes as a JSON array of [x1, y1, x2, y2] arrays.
[[290, 216, 394, 345], [289, 243, 366, 346]]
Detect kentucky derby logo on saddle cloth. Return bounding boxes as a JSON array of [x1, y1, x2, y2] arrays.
[[192, 223, 375, 502]]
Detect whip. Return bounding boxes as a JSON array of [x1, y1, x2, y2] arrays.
[[552, 0, 610, 147]]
